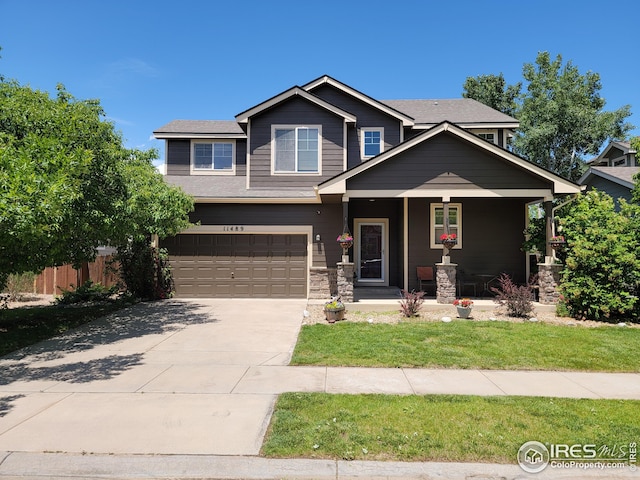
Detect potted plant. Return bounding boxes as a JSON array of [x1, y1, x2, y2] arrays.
[[453, 297, 473, 319], [324, 297, 345, 323]]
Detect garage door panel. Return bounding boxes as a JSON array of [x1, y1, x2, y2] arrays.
[[163, 234, 308, 298]]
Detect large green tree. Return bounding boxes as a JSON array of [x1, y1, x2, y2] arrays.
[[462, 73, 521, 117], [0, 78, 193, 291], [464, 52, 633, 181]]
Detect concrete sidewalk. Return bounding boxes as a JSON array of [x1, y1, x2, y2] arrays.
[[0, 298, 639, 479]]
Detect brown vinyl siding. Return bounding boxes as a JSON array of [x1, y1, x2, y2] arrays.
[[348, 133, 550, 191], [309, 84, 403, 168], [584, 176, 632, 209], [191, 203, 343, 268], [407, 197, 529, 291], [166, 139, 190, 175], [166, 139, 246, 176], [249, 97, 345, 188]]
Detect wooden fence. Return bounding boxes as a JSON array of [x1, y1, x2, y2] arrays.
[[35, 256, 121, 295]]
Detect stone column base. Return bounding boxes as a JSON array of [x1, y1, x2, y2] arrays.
[[337, 262, 354, 302], [538, 262, 562, 304], [436, 262, 457, 304]]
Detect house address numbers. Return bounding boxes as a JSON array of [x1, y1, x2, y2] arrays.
[[222, 226, 245, 232]]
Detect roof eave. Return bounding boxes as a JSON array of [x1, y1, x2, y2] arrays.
[[153, 132, 247, 140]]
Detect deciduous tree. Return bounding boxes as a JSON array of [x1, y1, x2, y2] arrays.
[[0, 78, 193, 291]]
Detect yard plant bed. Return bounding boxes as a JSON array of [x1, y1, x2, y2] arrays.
[[292, 321, 640, 372], [262, 393, 640, 463]]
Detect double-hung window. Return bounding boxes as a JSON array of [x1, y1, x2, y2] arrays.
[[192, 140, 235, 174], [361, 128, 383, 159], [430, 203, 462, 249], [273, 126, 320, 173]]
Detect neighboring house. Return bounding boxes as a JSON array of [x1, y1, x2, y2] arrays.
[[154, 75, 581, 299], [579, 141, 639, 207]]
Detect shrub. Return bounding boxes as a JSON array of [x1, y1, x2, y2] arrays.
[[2, 272, 36, 301], [558, 190, 640, 322], [491, 273, 534, 318], [55, 280, 118, 305], [116, 239, 174, 300], [399, 289, 425, 317]]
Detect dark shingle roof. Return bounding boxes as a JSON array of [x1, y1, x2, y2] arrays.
[[154, 120, 245, 137], [382, 98, 518, 125], [164, 175, 315, 199]]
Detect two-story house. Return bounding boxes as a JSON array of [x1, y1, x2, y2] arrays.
[[579, 140, 639, 208], [154, 75, 581, 299]]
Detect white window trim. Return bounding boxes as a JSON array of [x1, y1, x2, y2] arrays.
[[361, 127, 384, 159], [190, 139, 236, 175], [475, 130, 497, 144], [430, 203, 462, 249], [271, 125, 322, 175]]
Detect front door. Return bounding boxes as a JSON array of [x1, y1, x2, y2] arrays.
[[355, 219, 388, 285]]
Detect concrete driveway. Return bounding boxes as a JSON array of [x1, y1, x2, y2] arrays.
[[0, 299, 307, 456]]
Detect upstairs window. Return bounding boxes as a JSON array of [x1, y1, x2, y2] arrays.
[[362, 128, 384, 158], [478, 132, 495, 143], [273, 126, 320, 173], [192, 141, 235, 174]]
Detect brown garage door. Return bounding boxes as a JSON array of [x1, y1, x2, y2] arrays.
[[161, 234, 307, 298]]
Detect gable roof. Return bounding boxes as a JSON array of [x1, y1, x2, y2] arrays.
[[153, 120, 246, 139], [587, 140, 636, 165], [318, 121, 580, 197], [235, 86, 357, 124], [579, 166, 640, 189], [382, 99, 519, 128], [302, 75, 415, 127]]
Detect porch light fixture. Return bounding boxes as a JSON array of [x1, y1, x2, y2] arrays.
[[315, 234, 321, 242]]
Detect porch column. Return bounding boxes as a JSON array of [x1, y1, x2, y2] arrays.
[[538, 262, 562, 304], [337, 261, 354, 302], [543, 200, 554, 261], [436, 262, 457, 304]]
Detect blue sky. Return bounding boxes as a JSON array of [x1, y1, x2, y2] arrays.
[[1, 0, 638, 170]]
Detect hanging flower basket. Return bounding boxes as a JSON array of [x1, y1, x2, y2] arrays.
[[337, 233, 353, 250], [549, 235, 566, 250], [440, 233, 457, 252]]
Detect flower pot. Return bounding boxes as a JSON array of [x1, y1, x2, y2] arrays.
[[339, 241, 353, 250], [324, 307, 345, 323], [549, 240, 566, 250], [456, 306, 472, 319]]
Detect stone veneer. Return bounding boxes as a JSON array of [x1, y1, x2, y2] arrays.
[[336, 262, 354, 302], [538, 262, 562, 304], [309, 267, 337, 299], [436, 262, 457, 304]]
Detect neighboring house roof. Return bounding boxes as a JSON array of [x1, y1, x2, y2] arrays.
[[318, 121, 581, 197], [587, 140, 636, 165], [302, 75, 415, 127], [578, 166, 640, 189], [235, 86, 357, 124], [382, 99, 519, 128], [164, 175, 317, 201], [154, 120, 246, 139]]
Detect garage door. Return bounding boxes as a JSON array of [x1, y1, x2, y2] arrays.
[[161, 234, 308, 298]]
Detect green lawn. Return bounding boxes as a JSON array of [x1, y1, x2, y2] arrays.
[[262, 393, 640, 463], [0, 301, 131, 357], [292, 321, 640, 372]]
